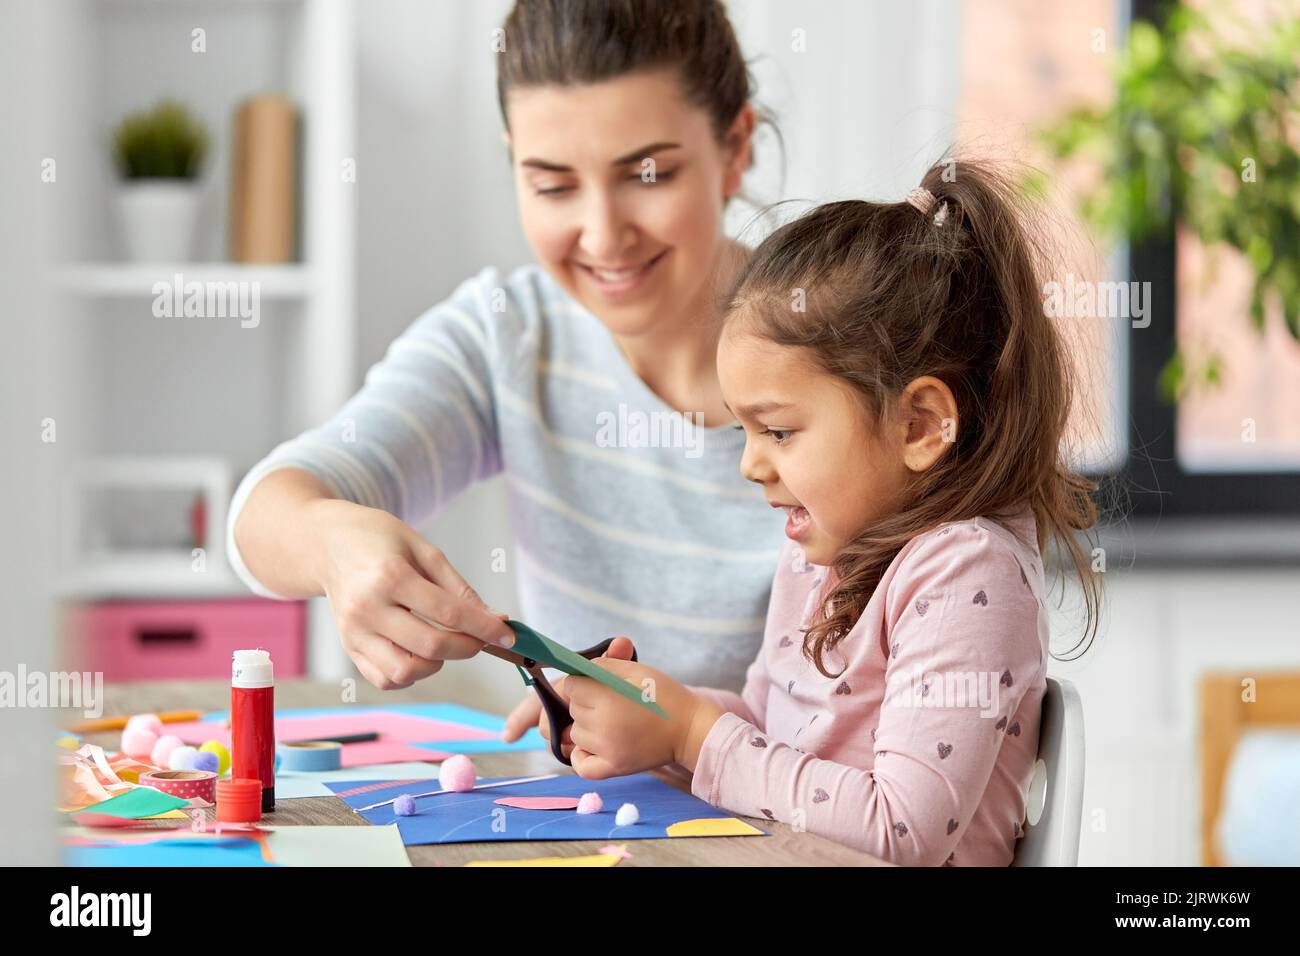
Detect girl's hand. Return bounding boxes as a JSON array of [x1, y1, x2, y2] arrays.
[[532, 637, 640, 759], [502, 692, 544, 744], [310, 498, 516, 689], [552, 638, 718, 779]]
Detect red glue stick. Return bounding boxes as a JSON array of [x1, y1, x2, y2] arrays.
[[231, 648, 275, 812]]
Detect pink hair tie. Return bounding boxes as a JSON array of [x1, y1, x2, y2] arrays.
[[905, 186, 949, 226], [905, 186, 936, 214]]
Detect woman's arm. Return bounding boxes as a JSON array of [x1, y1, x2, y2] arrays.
[[231, 467, 338, 599], [227, 269, 527, 686]]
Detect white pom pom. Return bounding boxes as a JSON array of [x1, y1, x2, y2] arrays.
[[615, 803, 639, 827]]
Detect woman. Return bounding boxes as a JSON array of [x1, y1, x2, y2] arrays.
[[228, 0, 784, 738]]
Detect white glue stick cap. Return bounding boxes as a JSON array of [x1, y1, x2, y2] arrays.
[[232, 648, 274, 688]]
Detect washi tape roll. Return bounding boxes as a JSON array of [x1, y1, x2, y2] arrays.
[[276, 740, 343, 772], [139, 769, 217, 804]]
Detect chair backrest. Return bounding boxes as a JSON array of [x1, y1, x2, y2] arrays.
[[1011, 676, 1085, 866]]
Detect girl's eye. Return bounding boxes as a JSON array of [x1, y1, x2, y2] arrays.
[[761, 428, 791, 444], [534, 184, 573, 197]]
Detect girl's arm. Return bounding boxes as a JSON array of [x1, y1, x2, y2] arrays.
[[659, 639, 774, 782], [685, 525, 1045, 866], [684, 643, 771, 726]]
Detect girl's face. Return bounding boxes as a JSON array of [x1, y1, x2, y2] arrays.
[[716, 325, 912, 566], [504, 68, 751, 337]]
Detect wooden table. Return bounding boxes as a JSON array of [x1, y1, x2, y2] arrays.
[[79, 679, 889, 866]]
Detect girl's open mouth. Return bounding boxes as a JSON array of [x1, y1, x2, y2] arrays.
[[784, 505, 812, 541]]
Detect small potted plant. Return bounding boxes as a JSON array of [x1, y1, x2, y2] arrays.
[[111, 100, 211, 262]]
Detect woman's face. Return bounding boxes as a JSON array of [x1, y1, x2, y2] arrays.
[[504, 68, 751, 337]]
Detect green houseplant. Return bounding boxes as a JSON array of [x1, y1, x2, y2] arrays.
[[110, 100, 211, 262], [1036, 2, 1300, 401]]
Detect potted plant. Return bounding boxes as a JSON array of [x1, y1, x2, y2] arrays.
[[111, 100, 211, 262], [1036, 3, 1300, 401]]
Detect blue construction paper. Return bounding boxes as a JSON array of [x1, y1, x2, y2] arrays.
[[66, 836, 276, 867], [325, 773, 768, 845], [409, 727, 546, 755]]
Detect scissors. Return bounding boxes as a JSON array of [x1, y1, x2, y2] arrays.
[[482, 636, 637, 766]]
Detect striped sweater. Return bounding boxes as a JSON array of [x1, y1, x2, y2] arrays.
[[226, 265, 785, 689]]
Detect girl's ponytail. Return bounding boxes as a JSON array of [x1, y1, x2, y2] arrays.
[[727, 159, 1101, 675]]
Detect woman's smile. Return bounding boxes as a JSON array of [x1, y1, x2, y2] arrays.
[[573, 248, 670, 300]]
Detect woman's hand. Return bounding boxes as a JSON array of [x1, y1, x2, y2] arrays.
[[310, 498, 516, 690], [549, 637, 722, 779]]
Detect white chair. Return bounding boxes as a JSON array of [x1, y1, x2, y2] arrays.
[[1011, 676, 1085, 866]]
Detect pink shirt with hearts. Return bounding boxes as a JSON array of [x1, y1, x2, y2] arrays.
[[685, 508, 1049, 866]]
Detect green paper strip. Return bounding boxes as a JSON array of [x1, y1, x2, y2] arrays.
[[506, 620, 668, 719], [79, 785, 190, 819]]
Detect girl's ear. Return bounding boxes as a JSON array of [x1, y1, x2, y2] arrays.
[[899, 376, 959, 473], [721, 104, 756, 199]]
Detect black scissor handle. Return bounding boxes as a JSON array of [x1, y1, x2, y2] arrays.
[[536, 638, 638, 765]]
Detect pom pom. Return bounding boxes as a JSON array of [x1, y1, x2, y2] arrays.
[[439, 754, 476, 792], [56, 735, 81, 751], [394, 794, 417, 816], [168, 745, 199, 771], [577, 792, 603, 815], [192, 751, 220, 774], [121, 727, 159, 761], [126, 713, 164, 736], [199, 740, 231, 775], [614, 803, 639, 827], [150, 734, 184, 768]]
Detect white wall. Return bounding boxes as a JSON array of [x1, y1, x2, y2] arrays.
[[1049, 566, 1300, 865]]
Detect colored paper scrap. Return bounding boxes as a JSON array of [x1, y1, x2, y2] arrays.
[[72, 786, 189, 820], [493, 796, 582, 810], [62, 825, 410, 867]]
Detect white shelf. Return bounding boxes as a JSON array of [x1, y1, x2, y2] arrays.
[[51, 263, 317, 299], [57, 556, 249, 601]]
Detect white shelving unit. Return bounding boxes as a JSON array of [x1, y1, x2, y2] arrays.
[[52, 263, 319, 299], [48, 0, 356, 676]]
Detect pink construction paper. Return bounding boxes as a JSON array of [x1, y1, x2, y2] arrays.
[[493, 796, 582, 811], [164, 711, 490, 768]]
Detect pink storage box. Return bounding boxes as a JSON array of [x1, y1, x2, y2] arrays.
[[68, 598, 305, 681]]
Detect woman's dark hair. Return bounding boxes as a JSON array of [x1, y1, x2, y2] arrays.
[[726, 159, 1102, 677], [496, 0, 752, 144]]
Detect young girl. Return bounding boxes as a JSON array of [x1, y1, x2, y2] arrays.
[[545, 160, 1101, 866]]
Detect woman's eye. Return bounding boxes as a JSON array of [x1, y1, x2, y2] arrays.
[[629, 169, 677, 184], [533, 184, 573, 197]]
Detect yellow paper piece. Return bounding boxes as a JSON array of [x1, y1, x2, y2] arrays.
[[666, 817, 765, 837], [465, 854, 622, 868], [139, 810, 190, 820]]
